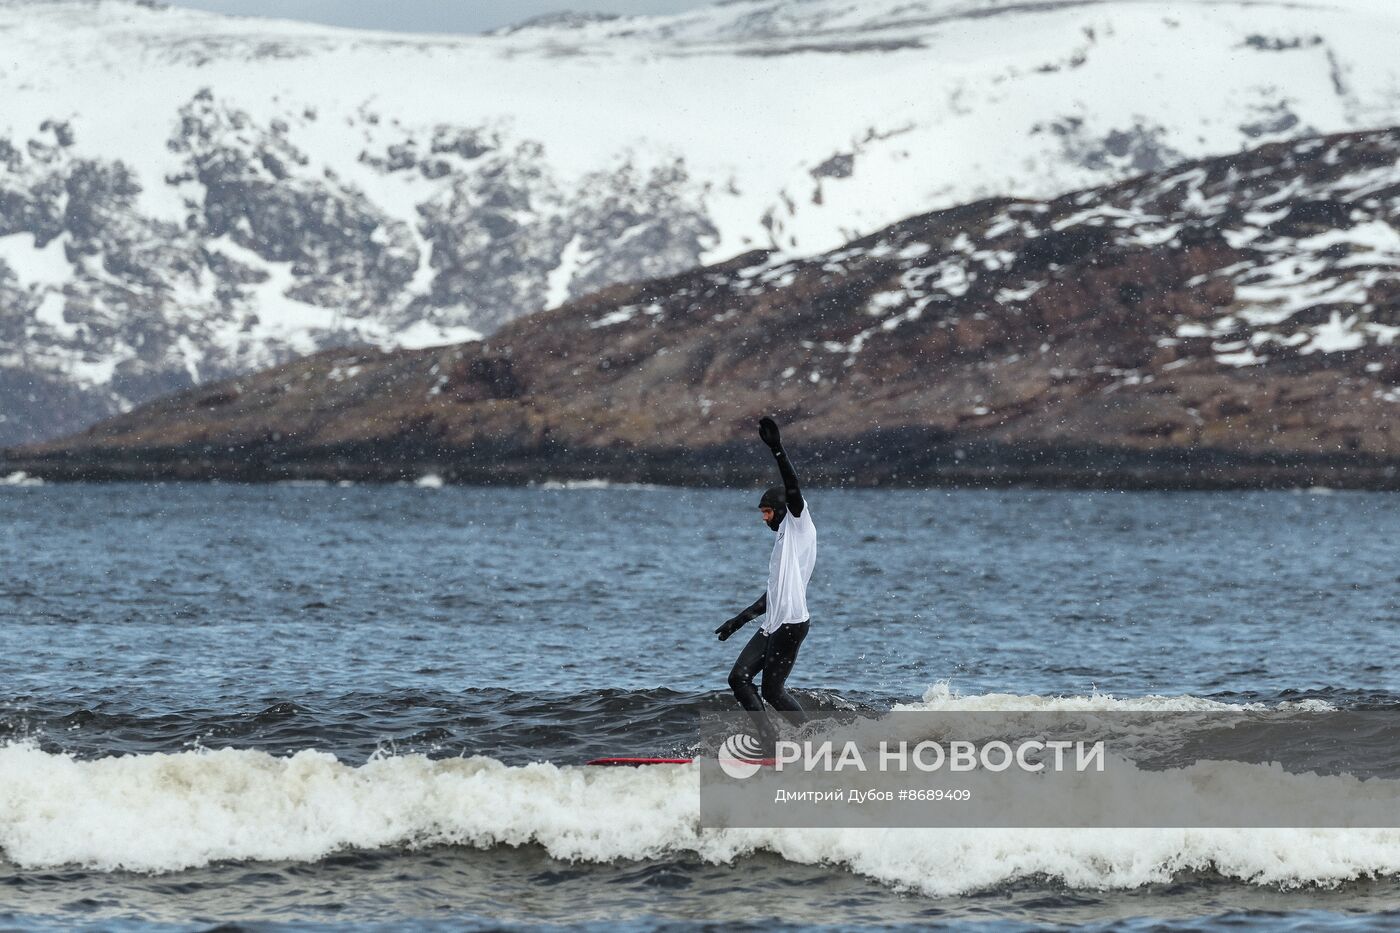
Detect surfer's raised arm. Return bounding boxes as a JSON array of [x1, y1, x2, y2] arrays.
[[715, 592, 766, 641], [759, 416, 803, 517]]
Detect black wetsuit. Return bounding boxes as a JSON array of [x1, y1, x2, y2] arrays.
[[715, 418, 810, 739], [727, 612, 810, 715]]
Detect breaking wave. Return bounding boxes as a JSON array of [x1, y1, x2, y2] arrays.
[[3, 688, 1399, 897]]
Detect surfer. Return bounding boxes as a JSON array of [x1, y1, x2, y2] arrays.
[[715, 416, 816, 743]]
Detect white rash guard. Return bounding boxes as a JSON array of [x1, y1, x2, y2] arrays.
[[762, 504, 816, 634]]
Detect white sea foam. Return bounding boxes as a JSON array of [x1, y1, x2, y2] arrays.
[[536, 480, 665, 490], [898, 681, 1336, 713], [3, 725, 1398, 895]]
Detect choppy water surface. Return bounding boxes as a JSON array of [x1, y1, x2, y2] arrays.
[[1, 483, 1398, 931]]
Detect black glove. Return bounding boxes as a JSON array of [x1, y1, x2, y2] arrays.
[[715, 616, 747, 641], [758, 415, 782, 451]]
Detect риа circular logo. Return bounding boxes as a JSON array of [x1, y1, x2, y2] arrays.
[[718, 733, 766, 779]]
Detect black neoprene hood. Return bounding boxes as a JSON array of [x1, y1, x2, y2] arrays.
[[759, 486, 786, 529]]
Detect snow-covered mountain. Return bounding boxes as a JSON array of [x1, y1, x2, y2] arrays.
[[2, 0, 1399, 445], [14, 127, 1399, 487]]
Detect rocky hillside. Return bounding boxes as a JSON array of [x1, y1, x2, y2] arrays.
[[8, 128, 1399, 488], [4, 0, 1400, 446]]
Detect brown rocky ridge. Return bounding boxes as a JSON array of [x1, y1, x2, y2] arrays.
[[6, 128, 1400, 488]]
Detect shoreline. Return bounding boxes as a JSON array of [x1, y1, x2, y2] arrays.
[[6, 437, 1399, 490]]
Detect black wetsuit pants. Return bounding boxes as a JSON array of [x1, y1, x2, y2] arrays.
[[727, 620, 809, 741]]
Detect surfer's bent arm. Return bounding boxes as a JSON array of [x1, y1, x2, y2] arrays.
[[760, 417, 804, 517], [735, 591, 767, 624], [715, 592, 766, 641]]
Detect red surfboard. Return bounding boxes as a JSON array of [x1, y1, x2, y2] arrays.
[[586, 757, 778, 766]]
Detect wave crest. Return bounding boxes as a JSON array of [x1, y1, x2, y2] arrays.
[[3, 741, 1400, 897]]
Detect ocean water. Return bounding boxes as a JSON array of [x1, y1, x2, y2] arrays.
[[1, 482, 1398, 931]]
